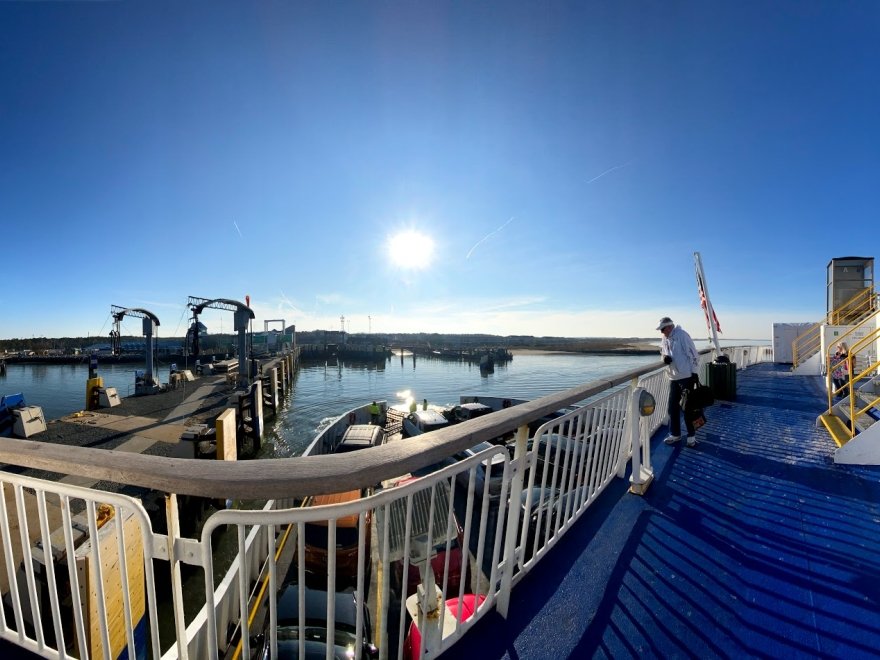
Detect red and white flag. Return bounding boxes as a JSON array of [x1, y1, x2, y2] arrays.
[[696, 265, 722, 333]]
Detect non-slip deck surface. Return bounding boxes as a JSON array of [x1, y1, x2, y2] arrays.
[[447, 364, 880, 659]]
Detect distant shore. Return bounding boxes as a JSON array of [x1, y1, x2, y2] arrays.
[[510, 344, 658, 357], [1, 336, 665, 363]]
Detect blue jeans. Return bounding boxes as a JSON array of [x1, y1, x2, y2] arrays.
[[669, 375, 697, 437]]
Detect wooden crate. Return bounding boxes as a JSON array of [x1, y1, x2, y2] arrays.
[[75, 506, 146, 659]]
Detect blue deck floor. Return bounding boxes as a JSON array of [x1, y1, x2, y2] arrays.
[[446, 363, 880, 659]]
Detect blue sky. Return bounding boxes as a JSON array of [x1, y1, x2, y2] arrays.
[[1, 2, 877, 342]]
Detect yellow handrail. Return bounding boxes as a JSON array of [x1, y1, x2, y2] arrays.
[[826, 352, 844, 414], [830, 287, 877, 325], [794, 286, 877, 369], [793, 324, 822, 368], [842, 325, 880, 437], [823, 305, 880, 413], [827, 306, 880, 351]]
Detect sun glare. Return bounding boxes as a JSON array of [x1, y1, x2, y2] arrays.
[[387, 230, 435, 270]]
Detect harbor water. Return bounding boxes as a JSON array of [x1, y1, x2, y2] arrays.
[[2, 353, 653, 446], [264, 351, 660, 457], [1, 362, 175, 421], [265, 340, 768, 456], [2, 341, 768, 456]]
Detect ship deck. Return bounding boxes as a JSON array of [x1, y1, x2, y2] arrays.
[[446, 362, 880, 658]]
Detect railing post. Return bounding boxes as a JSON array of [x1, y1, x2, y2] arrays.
[[616, 378, 639, 478], [629, 386, 654, 495], [497, 422, 530, 618], [252, 379, 264, 441], [165, 493, 190, 660], [410, 536, 444, 656], [641, 394, 653, 479]]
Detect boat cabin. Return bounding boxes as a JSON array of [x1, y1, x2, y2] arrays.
[[447, 402, 493, 423], [403, 409, 450, 436], [337, 424, 385, 452]]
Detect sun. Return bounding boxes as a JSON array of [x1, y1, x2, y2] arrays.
[[387, 230, 435, 270]]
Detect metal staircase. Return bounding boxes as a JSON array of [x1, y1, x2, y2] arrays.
[[793, 287, 877, 370], [818, 323, 880, 463]]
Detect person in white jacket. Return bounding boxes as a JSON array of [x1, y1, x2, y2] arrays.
[[657, 316, 700, 447]]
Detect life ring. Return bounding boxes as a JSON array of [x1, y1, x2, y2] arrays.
[[502, 399, 512, 409], [348, 412, 357, 424]]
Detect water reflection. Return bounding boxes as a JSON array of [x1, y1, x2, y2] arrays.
[[268, 352, 658, 457], [2, 362, 174, 420]]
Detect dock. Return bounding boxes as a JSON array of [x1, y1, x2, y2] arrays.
[[22, 374, 233, 485], [0, 352, 298, 606], [15, 355, 297, 472]]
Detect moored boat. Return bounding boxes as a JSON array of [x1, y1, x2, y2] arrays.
[[302, 400, 399, 456], [401, 407, 450, 437]]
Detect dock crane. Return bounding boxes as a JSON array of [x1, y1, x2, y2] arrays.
[[110, 305, 161, 395], [187, 296, 255, 386]]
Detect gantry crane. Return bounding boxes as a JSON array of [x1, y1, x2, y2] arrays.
[[110, 305, 161, 394], [187, 296, 255, 386]]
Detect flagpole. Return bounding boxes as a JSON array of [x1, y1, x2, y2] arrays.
[[694, 251, 723, 356]]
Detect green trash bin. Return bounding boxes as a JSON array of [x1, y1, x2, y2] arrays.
[[705, 361, 737, 401]]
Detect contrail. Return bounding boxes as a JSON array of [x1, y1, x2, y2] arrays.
[[233, 221, 243, 238], [279, 290, 304, 315], [466, 216, 515, 259], [587, 160, 633, 184]]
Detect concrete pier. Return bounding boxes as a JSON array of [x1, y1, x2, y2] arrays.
[[0, 353, 299, 616], [7, 351, 298, 490]]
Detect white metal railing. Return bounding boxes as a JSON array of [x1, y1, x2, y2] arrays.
[[0, 347, 771, 659], [0, 475, 161, 659]]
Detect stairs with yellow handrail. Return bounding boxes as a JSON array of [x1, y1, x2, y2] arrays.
[[817, 323, 880, 463], [793, 287, 877, 370]]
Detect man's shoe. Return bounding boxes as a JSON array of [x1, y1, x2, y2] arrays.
[[686, 437, 697, 447], [664, 435, 681, 445]]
